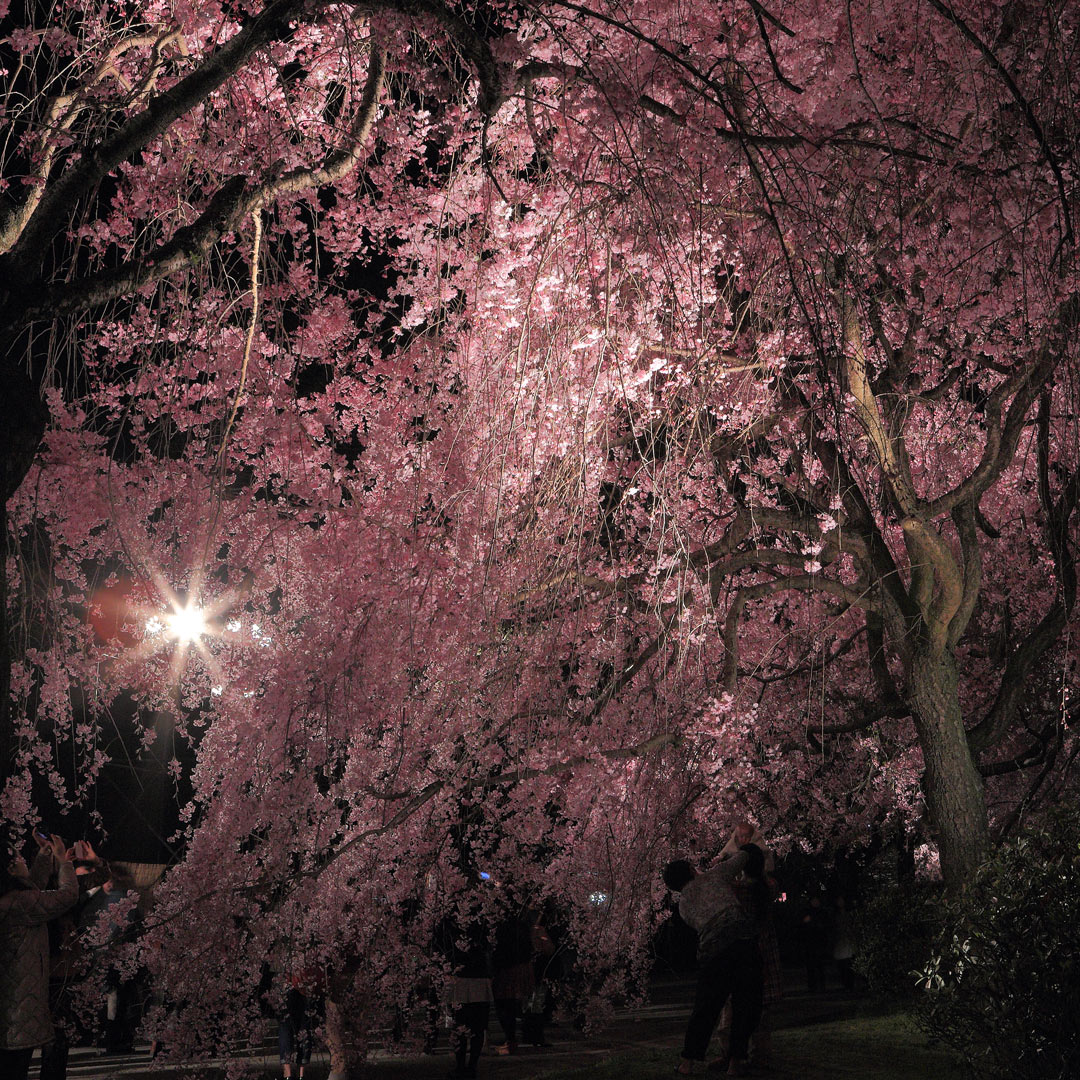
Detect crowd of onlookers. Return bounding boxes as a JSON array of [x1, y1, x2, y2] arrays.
[[0, 827, 572, 1080], [267, 902, 566, 1080], [3, 823, 860, 1080]]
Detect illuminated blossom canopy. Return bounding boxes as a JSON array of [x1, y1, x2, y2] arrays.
[[0, 0, 1077, 1062]]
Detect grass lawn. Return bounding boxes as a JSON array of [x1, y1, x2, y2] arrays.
[[532, 1012, 967, 1080], [766, 1011, 967, 1079]]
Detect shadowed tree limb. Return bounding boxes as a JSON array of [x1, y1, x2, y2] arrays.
[[0, 28, 186, 257], [0, 0, 307, 281], [946, 501, 983, 649], [10, 41, 387, 327], [925, 0, 1074, 255], [968, 394, 1079, 754], [925, 314, 1074, 516], [722, 574, 876, 690]]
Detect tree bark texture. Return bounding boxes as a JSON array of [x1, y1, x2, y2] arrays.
[[908, 650, 991, 890]]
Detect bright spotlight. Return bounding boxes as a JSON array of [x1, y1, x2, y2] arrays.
[[167, 605, 208, 643]]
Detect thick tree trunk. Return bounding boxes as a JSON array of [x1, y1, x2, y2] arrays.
[[325, 977, 371, 1080], [908, 650, 991, 891], [0, 365, 46, 505], [0, 361, 48, 786]]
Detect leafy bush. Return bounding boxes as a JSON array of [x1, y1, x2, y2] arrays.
[[913, 807, 1080, 1079], [852, 877, 945, 1002]]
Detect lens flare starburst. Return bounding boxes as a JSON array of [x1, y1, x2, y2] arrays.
[[166, 604, 208, 643], [112, 572, 247, 692]]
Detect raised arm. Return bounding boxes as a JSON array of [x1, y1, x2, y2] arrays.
[[704, 848, 749, 882], [2, 839, 78, 926]]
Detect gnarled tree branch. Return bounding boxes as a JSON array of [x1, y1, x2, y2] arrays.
[[11, 41, 386, 327], [0, 0, 307, 283]]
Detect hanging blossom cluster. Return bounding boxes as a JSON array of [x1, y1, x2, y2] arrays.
[[0, 0, 1078, 1057]]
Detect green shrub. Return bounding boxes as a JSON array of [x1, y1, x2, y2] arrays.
[[853, 877, 945, 1002], [913, 807, 1080, 1080]]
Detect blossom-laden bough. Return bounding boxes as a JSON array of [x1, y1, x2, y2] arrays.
[[1, 0, 1078, 1066]]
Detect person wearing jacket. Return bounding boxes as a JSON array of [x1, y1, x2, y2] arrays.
[[0, 832, 79, 1080], [664, 845, 766, 1077]]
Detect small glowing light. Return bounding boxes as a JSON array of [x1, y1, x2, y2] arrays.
[[167, 605, 208, 643], [479, 871, 491, 881], [588, 891, 609, 905], [210, 686, 223, 697], [226, 619, 241, 633], [145, 616, 165, 636]]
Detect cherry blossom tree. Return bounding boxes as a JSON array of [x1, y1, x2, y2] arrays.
[[508, 0, 1080, 888], [0, 0, 686, 1056], [1, 0, 1078, 1063]]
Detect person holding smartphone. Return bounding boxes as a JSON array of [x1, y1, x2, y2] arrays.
[[0, 830, 78, 1080]]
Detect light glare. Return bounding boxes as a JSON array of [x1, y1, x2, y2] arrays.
[[167, 605, 208, 643]]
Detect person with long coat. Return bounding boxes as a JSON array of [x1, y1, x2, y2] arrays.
[[491, 908, 535, 1054], [0, 833, 79, 1080], [719, 823, 782, 1068]]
